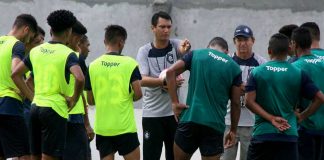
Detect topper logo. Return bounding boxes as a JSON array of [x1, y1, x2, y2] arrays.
[[208, 52, 228, 63], [266, 66, 288, 72], [305, 59, 321, 64], [40, 47, 55, 54], [101, 61, 120, 67], [315, 55, 324, 60]]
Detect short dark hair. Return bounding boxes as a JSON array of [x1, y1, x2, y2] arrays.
[[13, 14, 38, 33], [300, 22, 320, 41], [292, 27, 312, 50], [268, 33, 290, 55], [151, 11, 172, 26], [207, 37, 228, 51], [72, 20, 87, 35], [79, 35, 88, 44], [37, 26, 45, 36], [47, 9, 77, 33], [278, 24, 298, 39], [104, 25, 127, 44]]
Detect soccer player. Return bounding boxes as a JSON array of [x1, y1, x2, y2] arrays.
[[78, 35, 94, 140], [278, 24, 299, 63], [291, 27, 324, 160], [78, 35, 90, 60], [63, 20, 90, 160], [166, 38, 242, 160], [0, 13, 37, 160], [23, 26, 45, 128], [78, 35, 94, 160], [85, 25, 142, 160], [12, 9, 84, 160], [223, 25, 267, 160], [245, 33, 324, 160], [136, 11, 190, 160], [300, 22, 324, 59]]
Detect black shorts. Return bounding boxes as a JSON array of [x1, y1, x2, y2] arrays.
[[174, 122, 224, 156], [247, 138, 298, 160], [0, 115, 30, 158], [63, 122, 88, 160], [30, 105, 67, 158], [96, 133, 139, 158], [23, 99, 32, 128], [298, 129, 324, 160]]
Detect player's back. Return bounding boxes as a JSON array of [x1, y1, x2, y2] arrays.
[[250, 60, 301, 136], [311, 48, 324, 60], [89, 54, 138, 136], [293, 54, 324, 130], [30, 42, 73, 118], [0, 36, 21, 100], [182, 48, 241, 133], [188, 49, 239, 105]]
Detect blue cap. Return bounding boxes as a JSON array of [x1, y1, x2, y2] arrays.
[[234, 25, 253, 38]]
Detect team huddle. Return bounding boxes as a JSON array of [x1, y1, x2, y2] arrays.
[[0, 8, 324, 160]]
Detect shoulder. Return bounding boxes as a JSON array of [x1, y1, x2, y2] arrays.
[[64, 45, 74, 54], [89, 56, 103, 67], [138, 43, 152, 54], [8, 36, 20, 44], [192, 48, 209, 54], [291, 58, 303, 66], [13, 40, 24, 47], [123, 55, 138, 63], [251, 62, 268, 74], [253, 53, 268, 64], [219, 52, 238, 65], [12, 41, 25, 53], [29, 43, 46, 56], [170, 39, 181, 46], [67, 52, 78, 60]]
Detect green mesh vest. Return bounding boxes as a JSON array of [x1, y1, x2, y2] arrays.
[[0, 36, 22, 101], [30, 42, 73, 118], [89, 54, 138, 136]]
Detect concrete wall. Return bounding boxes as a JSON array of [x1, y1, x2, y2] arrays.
[[1, 0, 324, 59], [1, 0, 324, 105]]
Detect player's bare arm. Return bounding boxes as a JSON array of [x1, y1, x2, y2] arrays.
[[224, 85, 241, 148], [296, 91, 324, 122], [67, 65, 85, 111], [245, 91, 290, 132], [131, 80, 142, 101], [166, 60, 188, 121], [11, 59, 33, 101]]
